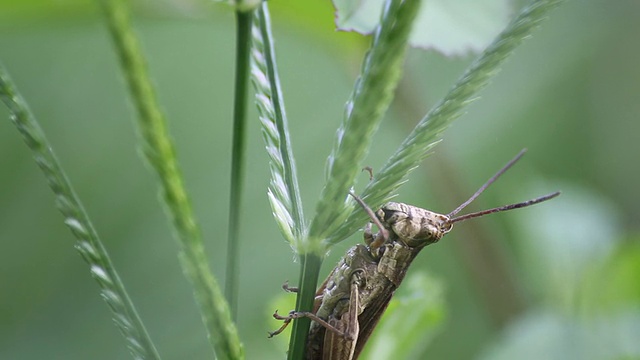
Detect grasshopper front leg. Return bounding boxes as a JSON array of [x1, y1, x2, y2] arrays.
[[349, 192, 389, 251]]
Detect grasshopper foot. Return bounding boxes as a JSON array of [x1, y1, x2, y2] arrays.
[[282, 280, 299, 293], [268, 310, 293, 338]]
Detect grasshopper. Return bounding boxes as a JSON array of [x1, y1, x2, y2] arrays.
[[269, 150, 560, 359]]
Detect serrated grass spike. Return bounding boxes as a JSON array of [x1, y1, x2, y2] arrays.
[[250, 3, 305, 248], [97, 0, 244, 358], [1, 66, 161, 360], [328, 0, 564, 244], [307, 0, 423, 249]]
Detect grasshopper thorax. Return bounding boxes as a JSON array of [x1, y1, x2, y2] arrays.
[[377, 202, 453, 247]]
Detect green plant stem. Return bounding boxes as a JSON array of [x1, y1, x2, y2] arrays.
[[0, 67, 161, 360], [226, 9, 254, 322], [287, 253, 323, 360], [97, 0, 243, 358]]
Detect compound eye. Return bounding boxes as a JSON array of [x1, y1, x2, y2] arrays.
[[380, 208, 397, 223], [442, 222, 453, 233]]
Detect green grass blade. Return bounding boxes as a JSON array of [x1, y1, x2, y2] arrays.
[[328, 0, 564, 244], [360, 272, 445, 359], [97, 0, 243, 358], [0, 66, 161, 360], [226, 9, 254, 321], [250, 3, 306, 248], [307, 0, 422, 249]]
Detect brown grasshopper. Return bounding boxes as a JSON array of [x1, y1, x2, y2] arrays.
[[269, 150, 560, 359]]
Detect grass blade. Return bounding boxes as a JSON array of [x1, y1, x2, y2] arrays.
[[361, 272, 445, 360], [250, 3, 306, 249], [328, 0, 564, 244], [97, 0, 243, 358], [307, 0, 422, 248], [0, 66, 161, 360], [226, 8, 254, 321]]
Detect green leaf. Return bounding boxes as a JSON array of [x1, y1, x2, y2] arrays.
[[480, 309, 640, 360], [514, 182, 621, 309], [594, 239, 640, 308], [334, 0, 512, 56], [361, 272, 446, 360], [483, 202, 640, 360]]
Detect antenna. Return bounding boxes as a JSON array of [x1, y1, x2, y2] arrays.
[[448, 149, 527, 217], [446, 149, 560, 223], [449, 191, 560, 224]]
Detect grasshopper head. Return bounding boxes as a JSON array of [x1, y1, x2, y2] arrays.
[[377, 202, 453, 247]]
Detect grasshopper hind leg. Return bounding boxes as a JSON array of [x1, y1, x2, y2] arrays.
[[321, 269, 363, 358]]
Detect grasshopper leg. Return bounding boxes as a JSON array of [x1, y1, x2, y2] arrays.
[[281, 280, 299, 293], [266, 281, 301, 337], [268, 309, 355, 340], [349, 192, 389, 255], [322, 272, 362, 358], [268, 310, 323, 338], [362, 166, 374, 181], [349, 192, 389, 251], [267, 310, 293, 338]]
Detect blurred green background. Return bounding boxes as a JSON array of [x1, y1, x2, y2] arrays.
[[1, 0, 639, 359]]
